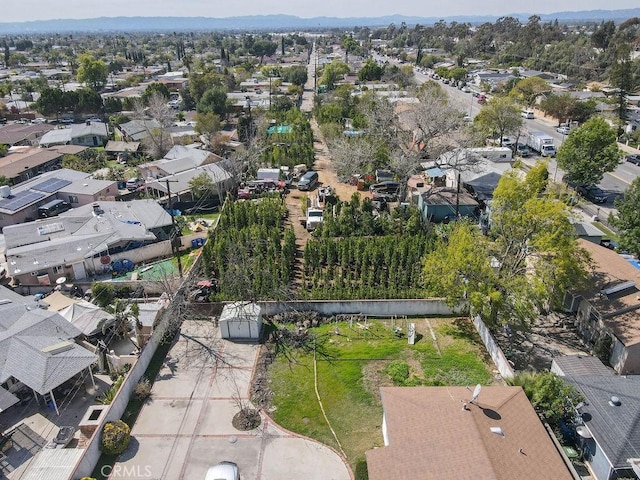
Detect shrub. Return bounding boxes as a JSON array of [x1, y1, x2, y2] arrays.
[[101, 420, 131, 455], [385, 360, 410, 385], [134, 378, 152, 400]]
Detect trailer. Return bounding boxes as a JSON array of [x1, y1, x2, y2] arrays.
[[526, 131, 556, 157]]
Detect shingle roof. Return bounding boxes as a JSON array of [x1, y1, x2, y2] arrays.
[[564, 374, 640, 469], [0, 123, 55, 145], [577, 239, 640, 345], [4, 335, 96, 394], [366, 386, 572, 480], [146, 163, 233, 195]]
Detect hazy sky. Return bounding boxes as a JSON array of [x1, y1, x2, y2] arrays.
[[3, 0, 639, 23]]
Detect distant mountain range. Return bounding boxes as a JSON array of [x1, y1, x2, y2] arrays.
[[1, 9, 639, 34]]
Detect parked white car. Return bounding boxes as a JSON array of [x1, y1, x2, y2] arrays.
[[205, 461, 239, 480]]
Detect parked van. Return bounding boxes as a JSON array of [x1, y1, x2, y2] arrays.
[[38, 199, 71, 218], [297, 171, 319, 191], [521, 109, 535, 119], [126, 177, 144, 191]]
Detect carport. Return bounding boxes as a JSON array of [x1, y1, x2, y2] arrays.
[[219, 302, 262, 341]]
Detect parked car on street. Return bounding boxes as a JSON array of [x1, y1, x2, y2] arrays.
[[577, 185, 608, 204], [516, 144, 532, 157], [626, 154, 640, 166], [556, 126, 571, 135]]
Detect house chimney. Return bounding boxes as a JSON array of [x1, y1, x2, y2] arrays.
[[92, 203, 103, 216]]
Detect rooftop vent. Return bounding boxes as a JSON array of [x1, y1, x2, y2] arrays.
[[490, 427, 505, 437], [601, 281, 637, 298], [609, 396, 622, 407], [41, 340, 74, 355]]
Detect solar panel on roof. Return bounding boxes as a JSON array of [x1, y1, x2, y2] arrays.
[[32, 177, 72, 193], [0, 191, 45, 212]]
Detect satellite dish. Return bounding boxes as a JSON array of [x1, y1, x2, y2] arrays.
[[471, 384, 482, 403], [576, 426, 592, 438], [56, 276, 67, 285]]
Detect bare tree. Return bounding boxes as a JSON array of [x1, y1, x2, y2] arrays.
[[134, 92, 175, 159], [328, 135, 381, 182]]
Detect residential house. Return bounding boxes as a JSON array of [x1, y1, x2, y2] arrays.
[[0, 123, 55, 147], [57, 177, 118, 207], [0, 284, 98, 415], [463, 171, 503, 206], [104, 140, 140, 159], [572, 221, 606, 245], [42, 291, 115, 337], [0, 168, 91, 229], [565, 239, 640, 374], [472, 70, 518, 91], [118, 119, 161, 142], [38, 121, 109, 148], [145, 162, 235, 205], [365, 386, 573, 480], [156, 71, 189, 91], [417, 187, 479, 223], [139, 145, 223, 180], [552, 355, 640, 480], [4, 199, 175, 286], [0, 145, 86, 184]]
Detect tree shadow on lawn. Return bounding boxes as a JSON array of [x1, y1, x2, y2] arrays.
[[440, 317, 484, 349]]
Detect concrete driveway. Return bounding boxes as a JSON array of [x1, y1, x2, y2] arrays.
[[109, 320, 352, 480]]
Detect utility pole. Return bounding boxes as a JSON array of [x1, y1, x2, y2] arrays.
[[165, 179, 183, 278]]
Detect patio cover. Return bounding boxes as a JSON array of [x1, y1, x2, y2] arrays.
[[41, 291, 76, 312], [58, 300, 114, 336], [3, 337, 97, 395], [463, 172, 503, 201], [0, 385, 19, 412]]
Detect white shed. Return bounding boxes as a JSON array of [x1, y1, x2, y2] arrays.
[[219, 302, 262, 340]]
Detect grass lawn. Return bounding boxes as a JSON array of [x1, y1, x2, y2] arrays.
[[267, 317, 493, 480], [592, 221, 619, 242]]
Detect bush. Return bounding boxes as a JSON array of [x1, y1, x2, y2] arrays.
[[385, 360, 410, 385], [101, 420, 131, 455], [134, 378, 152, 400]]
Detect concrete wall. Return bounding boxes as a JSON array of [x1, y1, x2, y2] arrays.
[[472, 314, 515, 380], [258, 299, 455, 317]]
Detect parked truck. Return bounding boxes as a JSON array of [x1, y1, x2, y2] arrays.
[[526, 131, 556, 157], [303, 186, 334, 231]]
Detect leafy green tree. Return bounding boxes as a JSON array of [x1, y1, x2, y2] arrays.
[[195, 111, 221, 136], [281, 65, 308, 86], [508, 372, 583, 425], [612, 177, 640, 257], [540, 93, 577, 126], [197, 85, 229, 117], [610, 43, 638, 134], [76, 54, 108, 91], [319, 60, 349, 91], [424, 163, 590, 326], [250, 39, 278, 64], [34, 87, 65, 117], [474, 96, 523, 146], [509, 76, 550, 105], [358, 59, 383, 82], [189, 172, 218, 201], [75, 88, 103, 114], [103, 96, 123, 114], [556, 117, 621, 186], [141, 83, 170, 105]]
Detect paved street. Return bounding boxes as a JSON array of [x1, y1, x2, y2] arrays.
[[109, 321, 352, 480]]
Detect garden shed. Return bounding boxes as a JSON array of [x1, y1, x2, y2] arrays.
[[219, 302, 262, 341]]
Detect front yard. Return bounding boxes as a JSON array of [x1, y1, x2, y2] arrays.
[[261, 316, 494, 480]]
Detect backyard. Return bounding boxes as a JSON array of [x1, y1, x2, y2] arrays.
[[262, 316, 494, 480]]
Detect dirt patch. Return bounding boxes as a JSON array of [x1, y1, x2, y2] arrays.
[[361, 360, 393, 404], [282, 118, 367, 286], [493, 312, 590, 372]]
